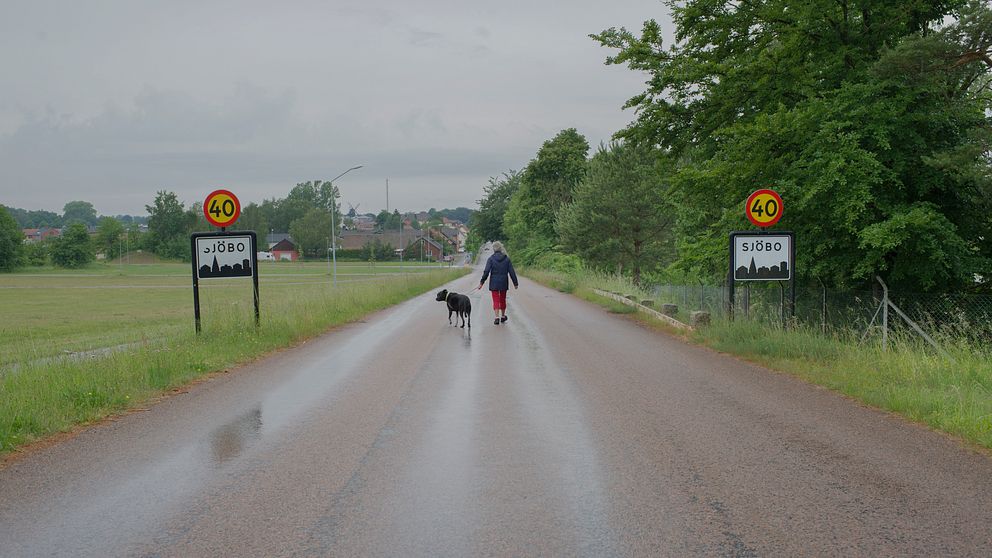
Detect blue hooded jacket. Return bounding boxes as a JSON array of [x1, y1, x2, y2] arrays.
[[480, 252, 518, 292]]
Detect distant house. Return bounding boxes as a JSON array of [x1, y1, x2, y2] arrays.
[[22, 228, 61, 243], [435, 227, 463, 252], [265, 233, 292, 250], [408, 236, 444, 261], [270, 238, 299, 261], [338, 230, 424, 251]]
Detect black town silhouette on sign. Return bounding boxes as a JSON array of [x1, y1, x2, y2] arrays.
[[735, 258, 789, 280], [199, 256, 252, 279]]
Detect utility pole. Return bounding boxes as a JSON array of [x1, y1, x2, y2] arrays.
[[385, 178, 389, 213], [329, 165, 363, 286]]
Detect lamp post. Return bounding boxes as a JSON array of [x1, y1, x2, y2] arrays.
[[329, 165, 363, 286]]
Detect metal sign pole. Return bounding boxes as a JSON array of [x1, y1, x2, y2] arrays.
[[791, 235, 797, 322], [250, 232, 260, 329], [727, 235, 735, 321], [190, 235, 202, 334]]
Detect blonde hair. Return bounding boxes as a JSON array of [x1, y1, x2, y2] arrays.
[[492, 241, 504, 253]]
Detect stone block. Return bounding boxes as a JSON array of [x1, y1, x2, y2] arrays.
[[690, 311, 711, 327], [661, 303, 678, 316]]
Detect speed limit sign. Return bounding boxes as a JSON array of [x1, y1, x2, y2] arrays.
[[203, 189, 241, 228], [745, 189, 783, 228]]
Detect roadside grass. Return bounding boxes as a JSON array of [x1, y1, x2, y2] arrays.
[[0, 269, 468, 456], [525, 268, 992, 451]]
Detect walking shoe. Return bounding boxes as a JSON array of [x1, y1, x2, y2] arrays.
[[494, 318, 500, 325], [500, 315, 508, 323]]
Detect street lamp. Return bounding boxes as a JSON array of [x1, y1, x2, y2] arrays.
[[330, 165, 363, 286]]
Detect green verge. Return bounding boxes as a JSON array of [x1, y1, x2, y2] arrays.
[[0, 269, 468, 456], [526, 268, 992, 451]]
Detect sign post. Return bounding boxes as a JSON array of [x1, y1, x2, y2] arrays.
[[729, 189, 795, 325], [191, 190, 259, 333]]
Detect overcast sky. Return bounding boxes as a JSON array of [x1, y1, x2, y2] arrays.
[[0, 0, 673, 216]]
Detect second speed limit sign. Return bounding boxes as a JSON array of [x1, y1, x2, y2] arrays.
[[203, 189, 241, 228], [745, 188, 783, 228]]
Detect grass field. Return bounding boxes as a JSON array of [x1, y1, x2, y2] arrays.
[[1, 260, 452, 366], [0, 263, 469, 455], [526, 268, 992, 451]]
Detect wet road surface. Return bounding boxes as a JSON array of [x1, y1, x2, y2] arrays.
[[3, 250, 992, 556]]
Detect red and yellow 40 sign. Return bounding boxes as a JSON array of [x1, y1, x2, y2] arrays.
[[745, 188, 784, 228], [203, 189, 241, 228]]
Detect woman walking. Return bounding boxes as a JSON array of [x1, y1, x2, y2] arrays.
[[477, 241, 518, 325]]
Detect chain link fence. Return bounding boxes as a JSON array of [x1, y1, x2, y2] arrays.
[[650, 282, 992, 343]]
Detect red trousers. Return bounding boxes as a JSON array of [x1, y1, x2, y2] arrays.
[[491, 290, 508, 310]]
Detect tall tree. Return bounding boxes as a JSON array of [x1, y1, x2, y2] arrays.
[[0, 206, 25, 271], [557, 142, 676, 285], [145, 191, 190, 259], [289, 209, 332, 259], [504, 129, 589, 263], [62, 201, 98, 227], [593, 0, 992, 290], [375, 209, 402, 230], [240, 202, 270, 242], [95, 217, 125, 258], [472, 171, 521, 243], [50, 223, 93, 268]]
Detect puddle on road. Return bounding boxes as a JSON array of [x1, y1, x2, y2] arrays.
[[210, 406, 263, 465]]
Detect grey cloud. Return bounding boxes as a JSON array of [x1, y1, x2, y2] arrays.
[[408, 28, 444, 46], [0, 0, 674, 215]]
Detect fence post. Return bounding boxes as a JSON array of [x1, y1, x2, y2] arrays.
[[699, 280, 705, 312], [819, 279, 827, 334], [722, 282, 726, 317], [780, 282, 786, 329], [745, 283, 750, 320], [881, 279, 889, 351]]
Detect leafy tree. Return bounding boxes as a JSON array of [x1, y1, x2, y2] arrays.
[[289, 209, 332, 259], [362, 239, 395, 261], [240, 202, 270, 242], [62, 201, 98, 226], [51, 223, 93, 268], [95, 217, 125, 258], [431, 207, 475, 224], [7, 207, 63, 228], [145, 191, 191, 260], [0, 206, 25, 271], [22, 240, 49, 266], [557, 142, 675, 285], [375, 209, 403, 230], [287, 180, 340, 213], [593, 0, 992, 290], [187, 202, 212, 233], [504, 129, 589, 264], [472, 171, 521, 243]]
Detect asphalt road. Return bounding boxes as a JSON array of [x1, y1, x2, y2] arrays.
[[3, 248, 992, 556]]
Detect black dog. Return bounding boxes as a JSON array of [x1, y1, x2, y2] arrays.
[[436, 289, 471, 328]]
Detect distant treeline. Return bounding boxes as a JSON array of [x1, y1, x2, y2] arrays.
[[6, 201, 148, 229]]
